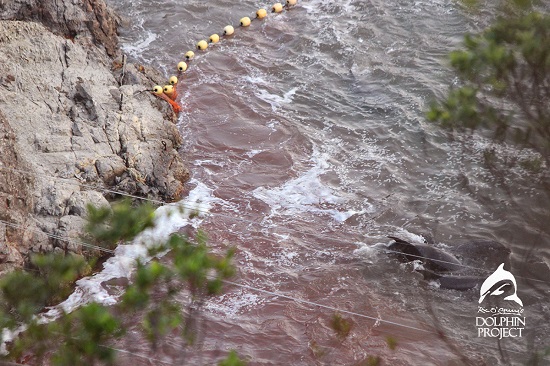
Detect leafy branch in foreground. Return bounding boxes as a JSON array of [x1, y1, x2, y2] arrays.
[[0, 254, 89, 325], [0, 200, 244, 365], [428, 12, 550, 161], [86, 199, 156, 250], [121, 230, 236, 350]]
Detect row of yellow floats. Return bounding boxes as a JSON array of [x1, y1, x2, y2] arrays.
[[152, 0, 299, 114]]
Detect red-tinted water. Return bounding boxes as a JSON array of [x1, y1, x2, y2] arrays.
[[97, 0, 550, 364]]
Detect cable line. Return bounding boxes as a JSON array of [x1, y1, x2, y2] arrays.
[[1, 164, 549, 285], [221, 279, 537, 358], [0, 220, 544, 361], [0, 219, 114, 255], [2, 0, 545, 363]]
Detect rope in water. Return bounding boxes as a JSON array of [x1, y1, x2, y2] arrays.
[[150, 0, 299, 113]]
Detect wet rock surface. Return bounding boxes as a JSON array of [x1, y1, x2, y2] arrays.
[[0, 0, 189, 272]]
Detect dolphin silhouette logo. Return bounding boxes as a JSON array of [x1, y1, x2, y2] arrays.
[[479, 263, 523, 306]]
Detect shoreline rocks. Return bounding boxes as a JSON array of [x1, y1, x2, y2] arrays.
[[0, 0, 190, 272]]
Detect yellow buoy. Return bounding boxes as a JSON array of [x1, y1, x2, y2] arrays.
[[197, 40, 208, 50], [153, 85, 163, 95], [209, 34, 220, 43], [256, 8, 267, 19], [272, 3, 283, 13], [223, 25, 235, 36], [177, 61, 188, 72], [163, 85, 174, 95], [169, 76, 178, 85], [240, 16, 251, 27], [286, 0, 297, 5], [185, 51, 195, 60]]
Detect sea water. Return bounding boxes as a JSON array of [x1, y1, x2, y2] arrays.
[[64, 0, 550, 363]]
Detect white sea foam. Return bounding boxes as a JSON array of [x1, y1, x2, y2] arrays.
[[391, 229, 427, 244], [244, 75, 268, 85], [42, 180, 222, 318], [353, 242, 385, 262], [203, 291, 266, 318], [245, 149, 264, 158], [252, 149, 363, 222], [255, 87, 298, 111], [122, 30, 157, 58]]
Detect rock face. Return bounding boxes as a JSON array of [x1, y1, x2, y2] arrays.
[[0, 1, 189, 272], [0, 0, 120, 56], [0, 110, 34, 269]]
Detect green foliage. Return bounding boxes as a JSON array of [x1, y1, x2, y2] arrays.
[[51, 303, 123, 366], [0, 253, 120, 365], [86, 199, 156, 249], [121, 231, 236, 349], [309, 339, 327, 359], [32, 253, 90, 304], [0, 254, 89, 325], [0, 200, 237, 365], [0, 270, 48, 324], [519, 155, 543, 172], [142, 301, 182, 349], [364, 355, 381, 366], [428, 12, 550, 158], [87, 200, 235, 352], [9, 321, 55, 363], [219, 350, 247, 366], [121, 260, 169, 310], [386, 336, 398, 351], [330, 312, 352, 340], [167, 231, 236, 297]]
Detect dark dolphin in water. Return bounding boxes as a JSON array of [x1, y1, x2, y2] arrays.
[[387, 236, 463, 272], [387, 236, 511, 291]]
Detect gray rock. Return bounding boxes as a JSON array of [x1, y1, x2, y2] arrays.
[[35, 181, 75, 216], [0, 0, 120, 57], [95, 155, 127, 185], [0, 0, 190, 270], [67, 190, 110, 217], [55, 215, 87, 254], [0, 238, 24, 272]]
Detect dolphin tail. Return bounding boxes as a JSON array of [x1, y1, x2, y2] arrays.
[[504, 294, 523, 307]]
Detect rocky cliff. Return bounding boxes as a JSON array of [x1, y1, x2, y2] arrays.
[[0, 0, 189, 272]]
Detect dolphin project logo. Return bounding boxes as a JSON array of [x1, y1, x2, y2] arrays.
[[479, 263, 523, 306], [476, 263, 525, 339]]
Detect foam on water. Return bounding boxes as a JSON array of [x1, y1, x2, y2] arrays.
[[353, 229, 428, 262], [204, 291, 267, 318], [252, 148, 363, 222], [122, 30, 157, 60], [54, 0, 550, 361], [394, 230, 428, 244], [245, 149, 264, 158], [43, 180, 223, 318], [255, 87, 298, 112], [353, 242, 385, 262]]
